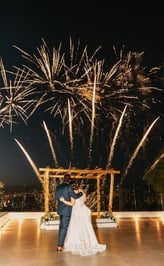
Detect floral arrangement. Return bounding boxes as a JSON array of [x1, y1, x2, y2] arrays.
[[40, 213, 57, 225], [100, 211, 117, 222]]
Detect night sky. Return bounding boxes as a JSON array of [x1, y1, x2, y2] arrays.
[[0, 2, 163, 185]]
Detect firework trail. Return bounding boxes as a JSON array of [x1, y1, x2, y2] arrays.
[[68, 98, 73, 154], [88, 74, 96, 164], [43, 120, 59, 167], [144, 153, 164, 178], [106, 105, 128, 169], [14, 138, 42, 183], [122, 116, 160, 181]]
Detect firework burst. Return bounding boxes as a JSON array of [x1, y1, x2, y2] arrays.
[[13, 40, 162, 123], [10, 39, 163, 185], [13, 39, 96, 125], [0, 59, 38, 131]]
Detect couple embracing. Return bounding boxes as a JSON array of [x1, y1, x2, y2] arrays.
[[55, 173, 106, 256]]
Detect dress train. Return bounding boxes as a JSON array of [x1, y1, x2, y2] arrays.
[[64, 193, 106, 256]]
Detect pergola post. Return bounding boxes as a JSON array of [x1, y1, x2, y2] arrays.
[[108, 172, 114, 213], [97, 177, 101, 218], [44, 168, 50, 214]]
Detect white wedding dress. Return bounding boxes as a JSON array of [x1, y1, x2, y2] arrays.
[[64, 192, 106, 256]]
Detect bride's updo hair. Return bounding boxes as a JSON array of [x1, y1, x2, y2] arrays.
[[71, 183, 79, 190]]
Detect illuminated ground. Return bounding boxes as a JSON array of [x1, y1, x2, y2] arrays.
[[0, 215, 164, 266]]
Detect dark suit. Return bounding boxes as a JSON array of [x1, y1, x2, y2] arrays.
[[55, 182, 83, 247]]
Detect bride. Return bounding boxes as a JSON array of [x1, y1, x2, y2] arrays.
[[60, 183, 106, 256]]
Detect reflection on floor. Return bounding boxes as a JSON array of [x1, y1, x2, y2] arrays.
[[0, 215, 164, 266]]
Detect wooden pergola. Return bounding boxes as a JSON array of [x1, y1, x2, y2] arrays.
[[39, 167, 120, 218]]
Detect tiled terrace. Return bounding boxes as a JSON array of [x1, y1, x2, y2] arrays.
[[0, 212, 164, 266]]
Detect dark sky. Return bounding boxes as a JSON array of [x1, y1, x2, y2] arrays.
[[0, 2, 163, 185]]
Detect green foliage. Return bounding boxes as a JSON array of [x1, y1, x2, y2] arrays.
[[145, 147, 164, 192]]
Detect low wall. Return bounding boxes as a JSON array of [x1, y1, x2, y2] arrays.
[[8, 212, 44, 220], [6, 211, 164, 220], [113, 211, 164, 218]]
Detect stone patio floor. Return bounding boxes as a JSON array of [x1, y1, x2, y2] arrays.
[[0, 215, 164, 266]]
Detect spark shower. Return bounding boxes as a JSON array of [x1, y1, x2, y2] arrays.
[[0, 38, 163, 186]]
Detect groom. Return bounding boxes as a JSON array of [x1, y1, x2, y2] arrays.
[[55, 173, 83, 251]]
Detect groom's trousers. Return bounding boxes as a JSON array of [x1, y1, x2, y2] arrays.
[[57, 215, 71, 247]]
